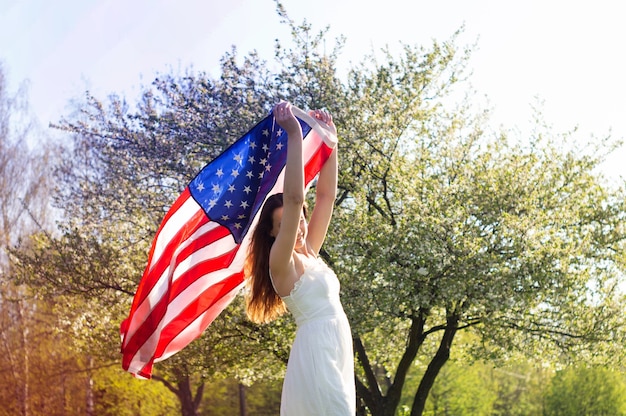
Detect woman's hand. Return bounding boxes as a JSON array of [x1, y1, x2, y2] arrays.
[[274, 101, 301, 136], [310, 109, 337, 137]]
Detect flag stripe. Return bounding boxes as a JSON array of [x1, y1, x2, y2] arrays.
[[122, 205, 211, 347], [123, 213, 229, 345], [156, 269, 244, 354], [171, 226, 236, 282], [124, 192, 207, 333], [122, 223, 236, 356], [161, 280, 244, 360]]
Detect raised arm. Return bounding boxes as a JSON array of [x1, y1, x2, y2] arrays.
[[307, 109, 338, 254], [269, 102, 304, 279]]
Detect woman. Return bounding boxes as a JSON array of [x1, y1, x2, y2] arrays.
[[245, 101, 355, 415]]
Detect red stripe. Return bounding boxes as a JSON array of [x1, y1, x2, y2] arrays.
[[154, 271, 245, 359], [130, 274, 244, 378], [169, 244, 238, 301], [304, 142, 333, 184], [122, 291, 169, 370], [135, 204, 210, 307], [168, 223, 232, 278]]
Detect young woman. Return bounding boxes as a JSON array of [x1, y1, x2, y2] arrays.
[[245, 101, 355, 415]]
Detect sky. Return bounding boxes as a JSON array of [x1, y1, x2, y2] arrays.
[[1, 0, 624, 183]]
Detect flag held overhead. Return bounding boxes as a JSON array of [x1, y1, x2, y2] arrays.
[[120, 106, 336, 378]]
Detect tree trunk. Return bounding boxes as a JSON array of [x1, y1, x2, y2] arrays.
[[85, 356, 94, 416], [16, 297, 30, 416], [410, 316, 458, 416], [177, 376, 197, 416], [238, 383, 248, 416], [154, 372, 205, 416], [355, 312, 428, 416]]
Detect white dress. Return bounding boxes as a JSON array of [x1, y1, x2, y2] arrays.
[[277, 255, 355, 416]]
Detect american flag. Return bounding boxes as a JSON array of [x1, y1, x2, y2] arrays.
[[120, 107, 336, 378]]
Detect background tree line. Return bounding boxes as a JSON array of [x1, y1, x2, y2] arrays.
[[3, 5, 626, 416]]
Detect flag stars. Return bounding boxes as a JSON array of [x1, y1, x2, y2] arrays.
[[240, 200, 249, 209], [262, 143, 269, 152], [233, 153, 243, 165], [260, 157, 267, 166], [250, 141, 257, 149], [265, 164, 272, 172], [231, 169, 239, 178], [243, 185, 252, 194], [221, 215, 230, 221], [216, 168, 224, 178], [262, 129, 269, 137], [276, 142, 284, 150], [248, 156, 255, 164], [209, 199, 217, 208], [234, 223, 242, 230], [212, 184, 221, 193], [224, 200, 233, 209], [196, 182, 205, 192], [276, 129, 283, 137], [228, 184, 236, 193], [246, 171, 254, 179]]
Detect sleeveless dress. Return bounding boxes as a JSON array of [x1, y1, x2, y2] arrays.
[[274, 255, 355, 416]]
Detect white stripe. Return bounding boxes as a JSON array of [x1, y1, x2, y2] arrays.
[[171, 232, 237, 281], [163, 267, 241, 325], [122, 260, 172, 348], [127, 317, 163, 374], [150, 196, 202, 271], [302, 129, 325, 163], [126, 259, 240, 367], [132, 264, 243, 367], [157, 281, 245, 362]]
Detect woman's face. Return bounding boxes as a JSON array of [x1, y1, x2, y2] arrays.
[[270, 207, 308, 249]]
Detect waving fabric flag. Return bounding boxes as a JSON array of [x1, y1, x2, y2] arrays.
[[120, 107, 336, 378]]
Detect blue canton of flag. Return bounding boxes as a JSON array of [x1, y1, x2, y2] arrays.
[[189, 113, 313, 243]]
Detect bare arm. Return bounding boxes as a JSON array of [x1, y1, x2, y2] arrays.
[[307, 110, 338, 255], [269, 102, 304, 280]]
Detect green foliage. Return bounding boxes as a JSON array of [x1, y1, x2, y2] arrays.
[[93, 365, 180, 415], [489, 361, 550, 416], [544, 365, 626, 416], [422, 361, 497, 416], [198, 377, 281, 415], [403, 334, 550, 416]]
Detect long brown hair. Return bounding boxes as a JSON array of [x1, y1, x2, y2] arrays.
[[245, 193, 309, 324], [245, 193, 287, 324]]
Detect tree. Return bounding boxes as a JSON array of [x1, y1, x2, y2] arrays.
[[0, 63, 71, 416], [197, 377, 281, 415], [544, 365, 626, 415], [330, 41, 626, 413]]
